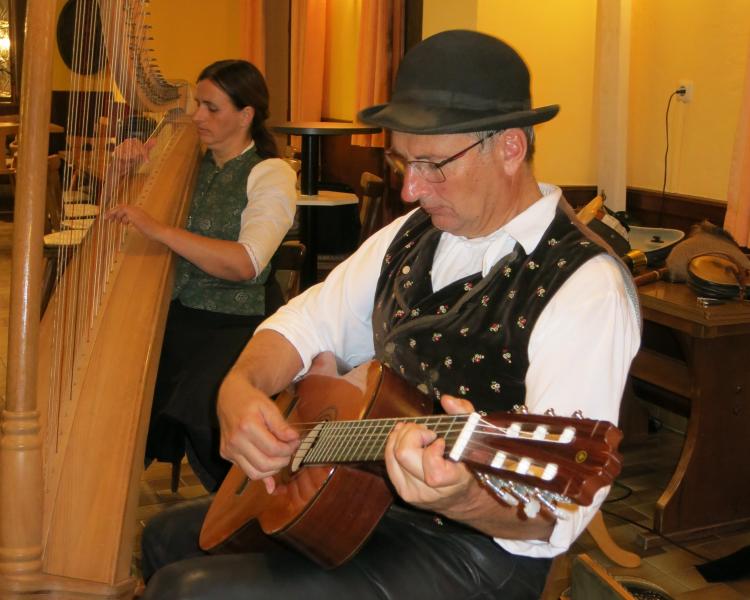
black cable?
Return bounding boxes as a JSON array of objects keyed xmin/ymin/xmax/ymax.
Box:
[
  {"xmin": 603, "ymin": 480, "xmax": 632, "ymax": 503},
  {"xmin": 601, "ymin": 480, "xmax": 710, "ymax": 562},
  {"xmin": 659, "ymin": 89, "xmax": 684, "ymax": 226}
]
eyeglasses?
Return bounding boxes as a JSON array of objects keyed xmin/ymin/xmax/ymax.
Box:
[{"xmin": 385, "ymin": 132, "xmax": 499, "ymax": 183}]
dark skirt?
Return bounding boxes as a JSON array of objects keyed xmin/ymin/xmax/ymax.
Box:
[{"xmin": 146, "ymin": 300, "xmax": 263, "ymax": 490}]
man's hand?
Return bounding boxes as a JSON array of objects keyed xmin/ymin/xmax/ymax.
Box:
[
  {"xmin": 384, "ymin": 394, "xmax": 476, "ymax": 514},
  {"xmin": 217, "ymin": 368, "xmax": 300, "ymax": 494}
]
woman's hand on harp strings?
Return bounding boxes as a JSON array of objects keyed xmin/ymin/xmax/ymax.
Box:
[
  {"xmin": 104, "ymin": 204, "xmax": 166, "ymax": 241},
  {"xmin": 109, "ymin": 137, "xmax": 157, "ymax": 177}
]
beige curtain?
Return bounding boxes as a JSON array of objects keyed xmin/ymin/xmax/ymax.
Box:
[
  {"xmin": 290, "ymin": 0, "xmax": 328, "ymax": 123},
  {"xmin": 240, "ymin": 0, "xmax": 266, "ymax": 74},
  {"xmin": 724, "ymin": 39, "xmax": 750, "ymax": 247},
  {"xmin": 351, "ymin": 0, "xmax": 393, "ymax": 148},
  {"xmin": 286, "ymin": 0, "xmax": 402, "ymax": 149}
]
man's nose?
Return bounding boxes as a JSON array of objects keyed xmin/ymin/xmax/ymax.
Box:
[{"xmin": 400, "ymin": 167, "xmax": 430, "ymax": 204}]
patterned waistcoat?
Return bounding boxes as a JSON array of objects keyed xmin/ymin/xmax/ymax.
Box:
[
  {"xmin": 372, "ymin": 201, "xmax": 608, "ymax": 413},
  {"xmin": 173, "ymin": 147, "xmax": 270, "ymax": 316}
]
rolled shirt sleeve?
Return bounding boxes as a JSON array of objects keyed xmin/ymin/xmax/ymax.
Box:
[{"xmin": 239, "ymin": 158, "xmax": 297, "ymax": 275}]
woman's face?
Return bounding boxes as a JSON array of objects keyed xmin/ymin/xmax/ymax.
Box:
[{"xmin": 192, "ymin": 78, "xmax": 254, "ymax": 158}]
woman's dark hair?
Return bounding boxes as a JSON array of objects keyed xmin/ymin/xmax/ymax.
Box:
[{"xmin": 198, "ymin": 59, "xmax": 279, "ymax": 159}]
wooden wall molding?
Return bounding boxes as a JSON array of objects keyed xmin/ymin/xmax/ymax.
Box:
[
  {"xmin": 625, "ymin": 187, "xmax": 726, "ymax": 232},
  {"xmin": 560, "ymin": 185, "xmax": 727, "ymax": 234}
]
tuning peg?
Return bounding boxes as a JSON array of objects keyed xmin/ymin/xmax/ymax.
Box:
[
  {"xmin": 523, "ymin": 498, "xmax": 541, "ymax": 518},
  {"xmin": 544, "ymin": 407, "xmax": 556, "ymax": 416},
  {"xmin": 531, "ymin": 490, "xmax": 567, "ymax": 520},
  {"xmin": 477, "ymin": 473, "xmax": 519, "ymax": 507},
  {"xmin": 506, "ymin": 481, "xmax": 532, "ymax": 506},
  {"xmin": 572, "ymin": 410, "xmax": 584, "ymax": 419}
]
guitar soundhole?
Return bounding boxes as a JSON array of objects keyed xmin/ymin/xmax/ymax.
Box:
[{"xmin": 235, "ymin": 476, "xmax": 251, "ymax": 496}]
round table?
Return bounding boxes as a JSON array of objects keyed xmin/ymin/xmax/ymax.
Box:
[
  {"xmin": 271, "ymin": 121, "xmax": 381, "ymax": 196},
  {"xmin": 272, "ymin": 121, "xmax": 382, "ymax": 287}
]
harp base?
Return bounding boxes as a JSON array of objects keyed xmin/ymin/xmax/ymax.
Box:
[{"xmin": 0, "ymin": 572, "xmax": 136, "ymax": 599}]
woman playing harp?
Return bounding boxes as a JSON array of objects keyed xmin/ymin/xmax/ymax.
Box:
[{"xmin": 106, "ymin": 60, "xmax": 296, "ymax": 492}]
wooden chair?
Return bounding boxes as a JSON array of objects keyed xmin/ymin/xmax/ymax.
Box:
[
  {"xmin": 272, "ymin": 240, "xmax": 306, "ymax": 304},
  {"xmin": 586, "ymin": 510, "xmax": 641, "ymax": 568},
  {"xmin": 41, "ymin": 155, "xmax": 90, "ymax": 315},
  {"xmin": 44, "ymin": 154, "xmax": 63, "ymax": 233},
  {"xmin": 568, "ymin": 553, "xmax": 635, "ymax": 599},
  {"xmin": 359, "ymin": 171, "xmax": 385, "ymax": 244},
  {"xmin": 567, "ymin": 553, "xmax": 674, "ymax": 600}
]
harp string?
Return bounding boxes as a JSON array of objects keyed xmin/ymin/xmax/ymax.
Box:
[{"xmin": 45, "ymin": 0, "xmax": 172, "ymax": 455}]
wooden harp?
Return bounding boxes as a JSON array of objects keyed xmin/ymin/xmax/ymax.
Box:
[{"xmin": 0, "ymin": 0, "xmax": 200, "ymax": 597}]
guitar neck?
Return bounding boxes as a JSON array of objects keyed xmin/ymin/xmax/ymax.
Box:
[
  {"xmin": 297, "ymin": 414, "xmax": 468, "ymax": 466},
  {"xmin": 292, "ymin": 409, "xmax": 621, "ymax": 508}
]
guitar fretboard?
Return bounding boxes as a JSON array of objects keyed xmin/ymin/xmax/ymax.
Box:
[{"xmin": 297, "ymin": 414, "xmax": 469, "ymax": 465}]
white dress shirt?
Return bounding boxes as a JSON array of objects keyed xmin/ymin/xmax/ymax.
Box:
[{"xmin": 258, "ymin": 183, "xmax": 641, "ymax": 558}]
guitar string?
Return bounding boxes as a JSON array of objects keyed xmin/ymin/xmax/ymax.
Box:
[
  {"xmin": 289, "ymin": 418, "xmax": 594, "ymax": 465},
  {"xmin": 292, "ymin": 417, "xmax": 595, "ymax": 462},
  {"xmin": 290, "ymin": 416, "xmax": 616, "ymax": 493},
  {"xmin": 288, "ymin": 417, "xmax": 587, "ymax": 444}
]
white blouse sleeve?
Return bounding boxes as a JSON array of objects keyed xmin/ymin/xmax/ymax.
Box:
[{"xmin": 239, "ymin": 158, "xmax": 297, "ymax": 275}]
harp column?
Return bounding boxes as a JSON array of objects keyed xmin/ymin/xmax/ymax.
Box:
[{"xmin": 0, "ymin": 0, "xmax": 57, "ymax": 580}]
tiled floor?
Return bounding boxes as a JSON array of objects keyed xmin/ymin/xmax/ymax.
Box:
[
  {"xmin": 541, "ymin": 428, "xmax": 750, "ymax": 599},
  {"xmin": 1, "ymin": 214, "xmax": 749, "ymax": 599}
]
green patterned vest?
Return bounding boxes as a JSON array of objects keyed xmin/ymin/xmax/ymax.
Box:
[{"xmin": 172, "ymin": 147, "xmax": 270, "ymax": 316}]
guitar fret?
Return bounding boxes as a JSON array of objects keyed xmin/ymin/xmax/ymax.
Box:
[
  {"xmin": 314, "ymin": 420, "xmax": 340, "ymax": 463},
  {"xmin": 366, "ymin": 418, "xmax": 394, "ymax": 461},
  {"xmin": 359, "ymin": 420, "xmax": 382, "ymax": 461},
  {"xmin": 442, "ymin": 415, "xmax": 461, "ymax": 455},
  {"xmin": 338, "ymin": 421, "xmax": 362, "ymax": 462},
  {"xmin": 351, "ymin": 421, "xmax": 374, "ymax": 461},
  {"xmin": 299, "ymin": 415, "xmax": 476, "ymax": 466}
]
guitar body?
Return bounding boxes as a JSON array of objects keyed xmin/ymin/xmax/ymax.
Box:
[{"xmin": 200, "ymin": 361, "xmax": 433, "ymax": 568}]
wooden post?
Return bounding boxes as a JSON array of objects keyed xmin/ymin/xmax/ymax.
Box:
[
  {"xmin": 595, "ymin": 0, "xmax": 631, "ymax": 212},
  {"xmin": 0, "ymin": 0, "xmax": 56, "ymax": 582}
]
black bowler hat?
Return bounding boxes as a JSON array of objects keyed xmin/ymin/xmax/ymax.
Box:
[{"xmin": 358, "ymin": 30, "xmax": 559, "ymax": 134}]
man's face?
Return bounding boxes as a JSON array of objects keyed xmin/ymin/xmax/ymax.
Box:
[{"xmin": 389, "ymin": 131, "xmax": 516, "ymax": 238}]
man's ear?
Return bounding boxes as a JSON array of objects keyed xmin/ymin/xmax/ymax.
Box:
[{"xmin": 500, "ymin": 128, "xmax": 527, "ymax": 175}]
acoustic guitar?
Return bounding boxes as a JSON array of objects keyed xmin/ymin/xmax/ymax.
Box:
[{"xmin": 199, "ymin": 361, "xmax": 622, "ymax": 568}]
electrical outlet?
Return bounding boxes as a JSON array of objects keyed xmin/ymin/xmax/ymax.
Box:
[{"xmin": 677, "ymin": 80, "xmax": 694, "ymax": 103}]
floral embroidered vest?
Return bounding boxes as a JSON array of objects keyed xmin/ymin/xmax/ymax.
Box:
[
  {"xmin": 372, "ymin": 201, "xmax": 608, "ymax": 413},
  {"xmin": 172, "ymin": 147, "xmax": 269, "ymax": 316}
]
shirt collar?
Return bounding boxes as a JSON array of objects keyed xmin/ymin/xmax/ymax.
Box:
[
  {"xmin": 501, "ymin": 183, "xmax": 562, "ymax": 255},
  {"xmin": 208, "ymin": 141, "xmax": 257, "ymax": 167}
]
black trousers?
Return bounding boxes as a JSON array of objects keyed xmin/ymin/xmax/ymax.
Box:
[
  {"xmin": 146, "ymin": 301, "xmax": 263, "ymax": 490},
  {"xmin": 141, "ymin": 497, "xmax": 552, "ymax": 600}
]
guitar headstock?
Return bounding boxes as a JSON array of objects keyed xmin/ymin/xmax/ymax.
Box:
[{"xmin": 448, "ymin": 411, "xmax": 622, "ymax": 510}]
